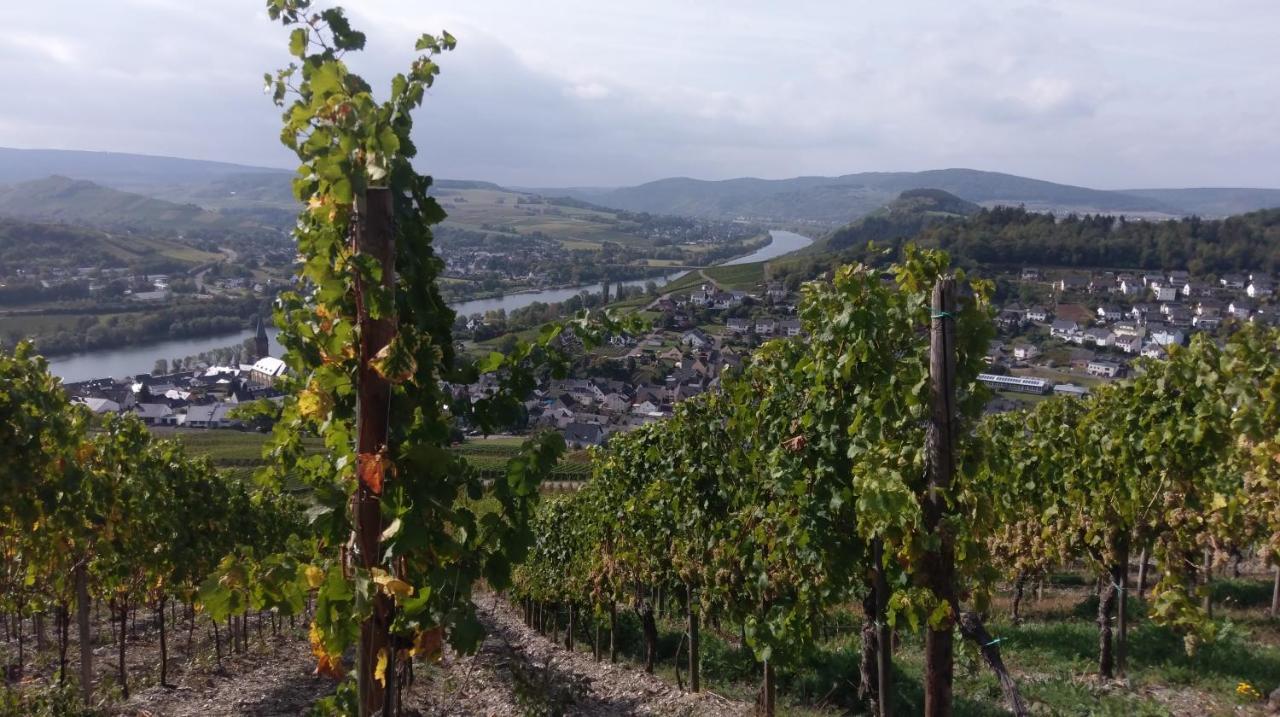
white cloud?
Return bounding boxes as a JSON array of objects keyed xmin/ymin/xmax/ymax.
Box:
[
  {"xmin": 2, "ymin": 0, "xmax": 1279, "ymax": 188},
  {"xmin": 1, "ymin": 32, "xmax": 80, "ymax": 66}
]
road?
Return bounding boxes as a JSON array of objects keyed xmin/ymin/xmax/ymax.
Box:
[{"xmin": 191, "ymin": 247, "xmax": 239, "ymax": 291}]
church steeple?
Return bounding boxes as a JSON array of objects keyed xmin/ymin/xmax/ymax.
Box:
[{"xmin": 254, "ymin": 315, "xmax": 269, "ymax": 359}]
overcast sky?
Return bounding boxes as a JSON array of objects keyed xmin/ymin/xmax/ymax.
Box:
[{"xmin": 4, "ymin": 0, "xmax": 1279, "ymax": 188}]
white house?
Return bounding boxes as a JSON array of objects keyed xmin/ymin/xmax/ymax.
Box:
[
  {"xmin": 1149, "ymin": 326, "xmax": 1185, "ymax": 347},
  {"xmin": 78, "ymin": 397, "xmax": 122, "ymax": 414},
  {"xmin": 1086, "ymin": 360, "xmax": 1123, "ymax": 378},
  {"xmin": 133, "ymin": 403, "xmax": 177, "ymax": 426},
  {"xmin": 1050, "ymin": 319, "xmax": 1079, "ymax": 339},
  {"xmin": 1012, "ymin": 344, "xmax": 1040, "ymax": 361},
  {"xmin": 680, "ymin": 329, "xmax": 712, "ymax": 349},
  {"xmin": 1228, "ymin": 299, "xmax": 1254, "ymax": 320},
  {"xmin": 1247, "ymin": 280, "xmax": 1274, "ymax": 299},
  {"xmin": 1084, "ymin": 328, "xmax": 1115, "ymax": 348},
  {"xmin": 1096, "ymin": 305, "xmax": 1124, "ymax": 323},
  {"xmin": 1114, "ymin": 335, "xmax": 1142, "ymax": 354},
  {"xmin": 250, "ymin": 356, "xmax": 288, "ymax": 386}
]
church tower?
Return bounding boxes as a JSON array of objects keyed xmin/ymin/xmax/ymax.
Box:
[{"xmin": 254, "ymin": 316, "xmax": 269, "ymax": 359}]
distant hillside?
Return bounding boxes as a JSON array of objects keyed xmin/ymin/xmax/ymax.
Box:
[
  {"xmin": 0, "ymin": 147, "xmax": 504, "ymax": 213},
  {"xmin": 1120, "ymin": 188, "xmax": 1280, "ymax": 218},
  {"xmin": 0, "ymin": 147, "xmax": 287, "ymax": 194},
  {"xmin": 0, "ymin": 216, "xmax": 220, "ymax": 274},
  {"xmin": 822, "ymin": 189, "xmax": 979, "ymax": 253},
  {"xmin": 10, "ymin": 148, "xmax": 1280, "ymax": 225},
  {"xmin": 0, "ymin": 176, "xmax": 243, "ymax": 231},
  {"xmin": 552, "ymin": 169, "xmax": 1190, "ymax": 224}
]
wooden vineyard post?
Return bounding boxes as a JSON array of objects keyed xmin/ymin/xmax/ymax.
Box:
[
  {"xmin": 609, "ymin": 602, "xmax": 618, "ymax": 662},
  {"xmin": 76, "ymin": 562, "xmax": 92, "ymax": 704},
  {"xmin": 1272, "ymin": 564, "xmax": 1279, "ymax": 618},
  {"xmin": 923, "ymin": 277, "xmax": 958, "ymax": 717},
  {"xmin": 874, "ymin": 538, "xmax": 893, "ymax": 717},
  {"xmin": 688, "ymin": 585, "xmax": 700, "ymax": 693},
  {"xmin": 1115, "ymin": 540, "xmax": 1130, "ymax": 677},
  {"xmin": 353, "ymin": 188, "xmax": 397, "ymax": 717}
]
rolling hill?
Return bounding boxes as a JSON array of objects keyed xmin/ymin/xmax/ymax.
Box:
[
  {"xmin": 6, "ymin": 147, "xmax": 1280, "ymax": 225},
  {"xmin": 0, "ymin": 216, "xmax": 221, "ymax": 273},
  {"xmin": 0, "ymin": 176, "xmax": 280, "ymax": 232},
  {"xmin": 1119, "ymin": 187, "xmax": 1280, "ymax": 218},
  {"xmin": 820, "ymin": 188, "xmax": 980, "ymax": 254},
  {"xmin": 542, "ymin": 169, "xmax": 1193, "ymax": 224}
]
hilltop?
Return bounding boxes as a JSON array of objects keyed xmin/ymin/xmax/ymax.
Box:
[
  {"xmin": 542, "ymin": 168, "xmax": 1280, "ymax": 224},
  {"xmin": 8, "ymin": 147, "xmax": 1280, "ymax": 227},
  {"xmin": 0, "ymin": 176, "xmax": 215, "ymax": 229},
  {"xmin": 820, "ymin": 188, "xmax": 979, "ymax": 253}
]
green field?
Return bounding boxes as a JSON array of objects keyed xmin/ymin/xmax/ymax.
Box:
[
  {"xmin": 0, "ymin": 312, "xmax": 112, "ymax": 335},
  {"xmin": 156, "ymin": 429, "xmax": 324, "ymax": 466},
  {"xmin": 456, "ymin": 435, "xmax": 593, "ymax": 481},
  {"xmin": 437, "ymin": 188, "xmax": 653, "ymax": 247},
  {"xmin": 663, "ymin": 261, "xmax": 767, "ymax": 294}
]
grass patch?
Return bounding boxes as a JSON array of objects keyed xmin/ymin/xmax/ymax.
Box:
[
  {"xmin": 705, "ymin": 262, "xmax": 766, "ymax": 290},
  {"xmin": 159, "ymin": 428, "xmax": 323, "ymax": 466}
]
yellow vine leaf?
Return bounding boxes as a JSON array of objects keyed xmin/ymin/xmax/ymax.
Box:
[
  {"xmin": 374, "ymin": 648, "xmax": 388, "ymax": 687},
  {"xmin": 309, "ymin": 621, "xmax": 345, "ymax": 679},
  {"xmin": 304, "ymin": 564, "xmax": 325, "ymax": 589},
  {"xmin": 371, "ymin": 567, "xmax": 414, "ymax": 599}
]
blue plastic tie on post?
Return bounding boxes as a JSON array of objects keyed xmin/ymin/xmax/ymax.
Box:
[
  {"xmin": 931, "ymin": 311, "xmax": 953, "ymax": 319},
  {"xmin": 985, "ymin": 637, "xmax": 1003, "ymax": 647}
]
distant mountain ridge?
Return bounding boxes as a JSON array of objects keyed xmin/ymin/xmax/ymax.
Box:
[
  {"xmin": 5, "ymin": 147, "xmax": 1279, "ymax": 224},
  {"xmin": 542, "ymin": 169, "xmax": 1280, "ymax": 224},
  {"xmin": 0, "ymin": 176, "xmax": 253, "ymax": 231}
]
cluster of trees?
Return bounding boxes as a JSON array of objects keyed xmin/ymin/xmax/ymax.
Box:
[
  {"xmin": 814, "ymin": 203, "xmax": 1280, "ymax": 280},
  {"xmin": 0, "ymin": 343, "xmax": 298, "ymax": 706},
  {"xmin": 5, "ymin": 298, "xmax": 267, "ymax": 356},
  {"xmin": 0, "ymin": 281, "xmax": 94, "ymax": 307},
  {"xmin": 513, "ymin": 248, "xmax": 1280, "ymax": 714},
  {"xmin": 155, "ymin": 337, "xmax": 262, "ymax": 375},
  {"xmin": 920, "ymin": 207, "xmax": 1280, "ymax": 274}
]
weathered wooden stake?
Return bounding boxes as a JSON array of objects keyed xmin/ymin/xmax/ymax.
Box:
[
  {"xmin": 874, "ymin": 538, "xmax": 893, "ymax": 717},
  {"xmin": 353, "ymin": 188, "xmax": 397, "ymax": 717},
  {"xmin": 76, "ymin": 563, "xmax": 92, "ymax": 703},
  {"xmin": 687, "ymin": 585, "xmax": 700, "ymax": 693},
  {"xmin": 923, "ymin": 277, "xmax": 958, "ymax": 717}
]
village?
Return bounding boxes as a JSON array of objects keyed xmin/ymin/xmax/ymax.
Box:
[
  {"xmin": 54, "ymin": 265, "xmax": 1279, "ymax": 449},
  {"xmin": 979, "ymin": 267, "xmax": 1277, "ymax": 405}
]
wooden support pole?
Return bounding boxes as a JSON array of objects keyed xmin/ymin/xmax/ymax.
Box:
[
  {"xmin": 688, "ymin": 585, "xmax": 700, "ymax": 693},
  {"xmin": 353, "ymin": 188, "xmax": 397, "ymax": 717},
  {"xmin": 76, "ymin": 563, "xmax": 92, "ymax": 704},
  {"xmin": 923, "ymin": 277, "xmax": 957, "ymax": 717}
]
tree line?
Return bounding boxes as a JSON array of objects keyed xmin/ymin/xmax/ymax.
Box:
[{"xmin": 805, "ymin": 203, "xmax": 1280, "ymax": 284}]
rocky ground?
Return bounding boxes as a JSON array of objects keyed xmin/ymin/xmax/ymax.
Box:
[
  {"xmin": 404, "ymin": 593, "xmax": 750, "ymax": 717},
  {"xmin": 107, "ymin": 594, "xmax": 750, "ymax": 716}
]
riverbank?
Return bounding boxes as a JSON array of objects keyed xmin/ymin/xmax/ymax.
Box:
[{"xmin": 42, "ymin": 230, "xmax": 812, "ymax": 382}]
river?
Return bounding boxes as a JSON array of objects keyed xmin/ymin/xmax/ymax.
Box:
[{"xmin": 47, "ymin": 230, "xmax": 812, "ymax": 382}]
